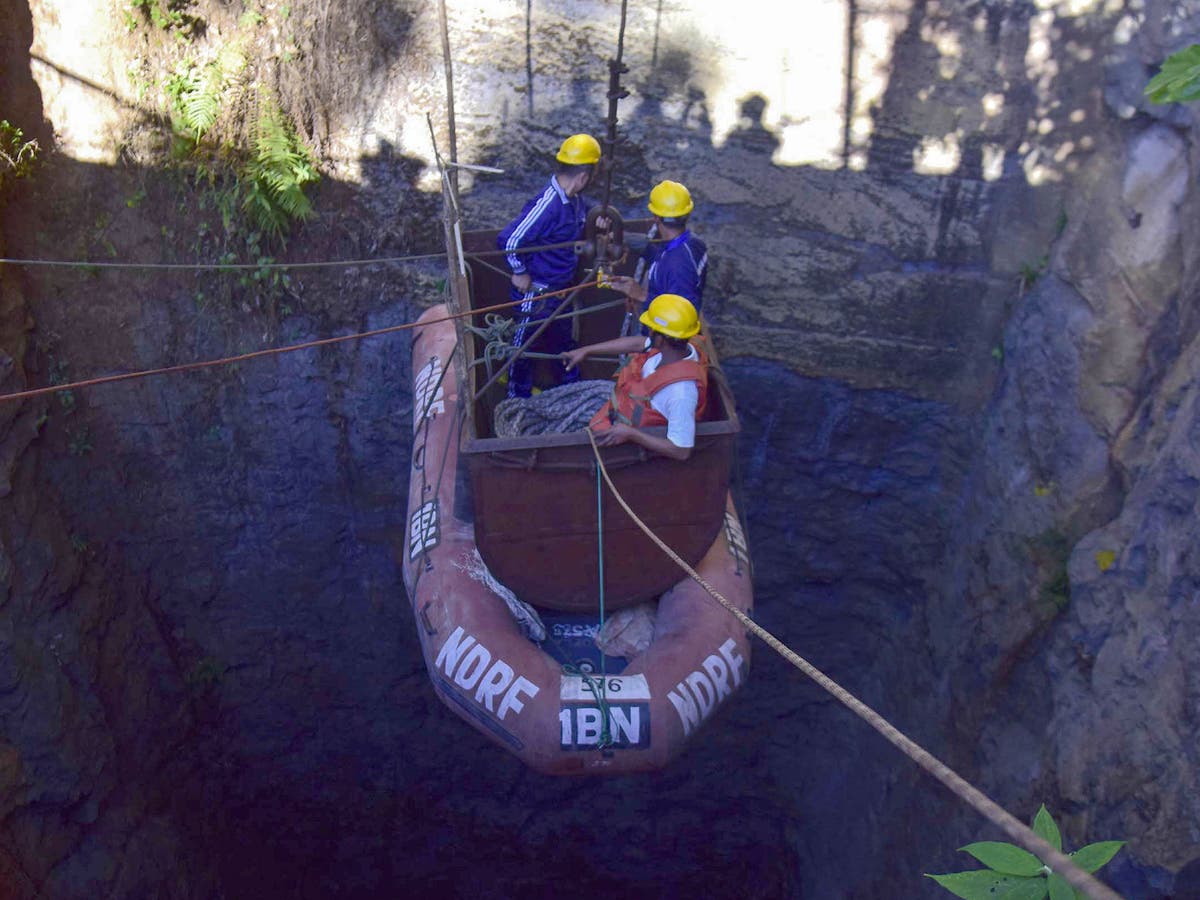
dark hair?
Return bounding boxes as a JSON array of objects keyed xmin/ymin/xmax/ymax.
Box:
[
  {"xmin": 555, "ymin": 162, "xmax": 595, "ymax": 178},
  {"xmin": 652, "ymin": 333, "xmax": 691, "ymax": 353}
]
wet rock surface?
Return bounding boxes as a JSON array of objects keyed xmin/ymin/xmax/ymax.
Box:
[{"xmin": 2, "ymin": 0, "xmax": 1200, "ymax": 897}]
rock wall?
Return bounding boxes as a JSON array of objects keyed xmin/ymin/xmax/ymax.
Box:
[
  {"xmin": 1, "ymin": 0, "xmax": 1199, "ymax": 897},
  {"xmin": 0, "ymin": 1, "xmax": 224, "ymax": 895},
  {"xmin": 930, "ymin": 111, "xmax": 1200, "ymax": 893}
]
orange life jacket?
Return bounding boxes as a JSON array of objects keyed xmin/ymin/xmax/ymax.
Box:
[{"xmin": 589, "ymin": 341, "xmax": 709, "ymax": 431}]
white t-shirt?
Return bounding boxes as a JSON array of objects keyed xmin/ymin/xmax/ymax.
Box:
[{"xmin": 641, "ymin": 342, "xmax": 700, "ymax": 448}]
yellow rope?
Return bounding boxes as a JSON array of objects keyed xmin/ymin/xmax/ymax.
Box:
[{"xmin": 585, "ymin": 429, "xmax": 1123, "ymax": 900}]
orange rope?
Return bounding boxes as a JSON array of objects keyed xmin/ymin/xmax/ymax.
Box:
[{"xmin": 0, "ymin": 279, "xmax": 598, "ymax": 405}]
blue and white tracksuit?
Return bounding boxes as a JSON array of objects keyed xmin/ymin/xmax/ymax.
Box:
[{"xmin": 497, "ymin": 176, "xmax": 590, "ymax": 398}]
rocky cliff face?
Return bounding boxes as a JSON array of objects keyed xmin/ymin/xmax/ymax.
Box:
[
  {"xmin": 941, "ymin": 113, "xmax": 1200, "ymax": 890},
  {"xmin": 2, "ymin": 0, "xmax": 1199, "ymax": 897}
]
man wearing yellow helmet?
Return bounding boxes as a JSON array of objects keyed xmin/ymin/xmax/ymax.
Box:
[
  {"xmin": 498, "ymin": 133, "xmax": 603, "ymax": 399},
  {"xmin": 561, "ymin": 294, "xmax": 708, "ymax": 461},
  {"xmin": 608, "ymin": 180, "xmax": 708, "ymax": 323}
]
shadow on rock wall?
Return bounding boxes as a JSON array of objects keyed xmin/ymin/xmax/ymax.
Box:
[{"xmin": 459, "ymin": 0, "xmax": 1108, "ymax": 415}]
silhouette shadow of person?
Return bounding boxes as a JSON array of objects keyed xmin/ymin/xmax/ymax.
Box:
[{"xmin": 725, "ymin": 94, "xmax": 780, "ymax": 159}]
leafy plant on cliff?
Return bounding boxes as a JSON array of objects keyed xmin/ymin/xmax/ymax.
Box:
[
  {"xmin": 0, "ymin": 120, "xmax": 39, "ymax": 190},
  {"xmin": 240, "ymin": 99, "xmax": 318, "ymax": 240},
  {"xmin": 157, "ymin": 9, "xmax": 321, "ymax": 247},
  {"xmin": 127, "ymin": 0, "xmax": 200, "ymax": 37},
  {"xmin": 927, "ymin": 805, "xmax": 1124, "ymax": 899},
  {"xmin": 1145, "ymin": 44, "xmax": 1200, "ymax": 104},
  {"xmin": 163, "ymin": 46, "xmax": 317, "ymax": 242},
  {"xmin": 165, "ymin": 61, "xmax": 226, "ymax": 140}
]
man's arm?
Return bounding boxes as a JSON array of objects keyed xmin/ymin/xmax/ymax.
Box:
[
  {"xmin": 593, "ymin": 422, "xmax": 691, "ymax": 460},
  {"xmin": 606, "ymin": 274, "xmax": 648, "ymax": 304},
  {"xmin": 561, "ymin": 336, "xmax": 647, "ymax": 371}
]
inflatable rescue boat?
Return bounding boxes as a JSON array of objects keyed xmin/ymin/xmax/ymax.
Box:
[{"xmin": 402, "ymin": 224, "xmax": 754, "ymax": 773}]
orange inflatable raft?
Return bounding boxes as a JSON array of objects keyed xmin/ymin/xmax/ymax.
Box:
[{"xmin": 403, "ymin": 306, "xmax": 753, "ymax": 775}]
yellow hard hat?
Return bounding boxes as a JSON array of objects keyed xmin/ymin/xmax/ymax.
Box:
[
  {"xmin": 556, "ymin": 134, "xmax": 602, "ymax": 165},
  {"xmin": 647, "ymin": 180, "xmax": 694, "ymax": 219},
  {"xmin": 640, "ymin": 293, "xmax": 700, "ymax": 339}
]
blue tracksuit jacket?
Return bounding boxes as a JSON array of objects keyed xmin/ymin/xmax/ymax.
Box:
[
  {"xmin": 640, "ymin": 227, "xmax": 708, "ymax": 312},
  {"xmin": 498, "ymin": 176, "xmax": 589, "ymax": 293}
]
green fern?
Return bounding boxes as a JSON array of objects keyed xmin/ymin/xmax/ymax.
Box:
[
  {"xmin": 166, "ymin": 62, "xmax": 224, "ymax": 139},
  {"xmin": 241, "ymin": 100, "xmax": 318, "ymax": 239}
]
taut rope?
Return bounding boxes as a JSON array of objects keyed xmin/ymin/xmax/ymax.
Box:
[{"xmin": 584, "ymin": 430, "xmax": 1123, "ymax": 900}]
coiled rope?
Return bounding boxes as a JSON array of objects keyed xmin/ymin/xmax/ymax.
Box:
[
  {"xmin": 463, "ymin": 297, "xmax": 626, "ymax": 382},
  {"xmin": 492, "ymin": 381, "xmax": 611, "ymax": 439},
  {"xmin": 584, "ymin": 429, "xmax": 1123, "ymax": 900}
]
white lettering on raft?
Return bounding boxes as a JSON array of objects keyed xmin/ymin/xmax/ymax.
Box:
[
  {"xmin": 557, "ymin": 675, "xmax": 653, "ymax": 750},
  {"xmin": 559, "ymin": 705, "xmax": 649, "ymax": 749},
  {"xmin": 408, "ymin": 500, "xmax": 439, "ymax": 560},
  {"xmin": 414, "ymin": 357, "xmax": 446, "ymax": 421},
  {"xmin": 667, "ymin": 638, "xmax": 747, "ymax": 737},
  {"xmin": 723, "ymin": 511, "xmax": 750, "ymax": 570},
  {"xmin": 434, "ymin": 626, "xmax": 540, "ymax": 720}
]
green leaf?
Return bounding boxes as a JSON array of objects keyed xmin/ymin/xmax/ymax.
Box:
[
  {"xmin": 926, "ymin": 870, "xmax": 1048, "ymax": 900},
  {"xmin": 1032, "ymin": 805, "xmax": 1062, "ymax": 853},
  {"xmin": 1070, "ymin": 841, "xmax": 1124, "ymax": 874},
  {"xmin": 1047, "ymin": 873, "xmax": 1074, "ymax": 900},
  {"xmin": 961, "ymin": 842, "xmax": 1046, "ymax": 876},
  {"xmin": 1145, "ymin": 44, "xmax": 1200, "ymax": 104}
]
